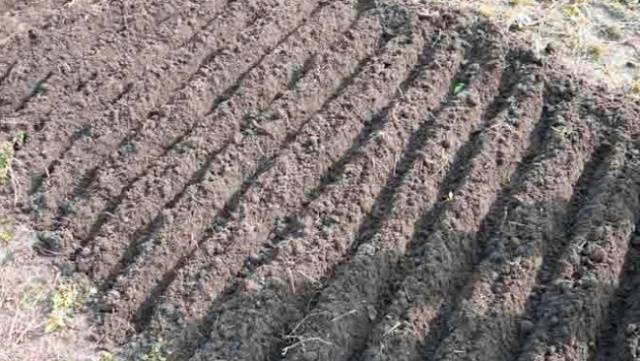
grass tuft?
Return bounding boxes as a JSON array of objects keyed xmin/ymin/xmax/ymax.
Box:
[
  {"xmin": 0, "ymin": 141, "xmax": 14, "ymax": 186},
  {"xmin": 586, "ymin": 42, "xmax": 606, "ymax": 61},
  {"xmin": 630, "ymin": 78, "xmax": 640, "ymax": 96},
  {"xmin": 0, "ymin": 219, "xmax": 12, "ymax": 245},
  {"xmin": 138, "ymin": 339, "xmax": 168, "ymax": 361},
  {"xmin": 44, "ymin": 283, "xmax": 82, "ymax": 333},
  {"xmin": 96, "ymin": 352, "xmax": 114, "ymax": 361}
]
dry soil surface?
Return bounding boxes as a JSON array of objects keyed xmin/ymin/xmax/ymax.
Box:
[{"xmin": 1, "ymin": 1, "xmax": 640, "ymax": 361}]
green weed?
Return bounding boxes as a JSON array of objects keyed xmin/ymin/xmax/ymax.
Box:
[
  {"xmin": 44, "ymin": 283, "xmax": 82, "ymax": 333},
  {"xmin": 453, "ymin": 81, "xmax": 466, "ymax": 95},
  {"xmin": 13, "ymin": 131, "xmax": 28, "ymax": 147}
]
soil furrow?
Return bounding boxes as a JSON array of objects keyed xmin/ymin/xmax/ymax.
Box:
[
  {"xmin": 0, "ymin": 0, "xmax": 66, "ymax": 17},
  {"xmin": 13, "ymin": 70, "xmax": 53, "ymax": 111},
  {"xmin": 0, "ymin": 60, "xmax": 16, "ymax": 89},
  {"xmin": 7, "ymin": 0, "xmax": 234, "ymax": 207},
  {"xmin": 117, "ymin": 44, "xmax": 381, "ymax": 359},
  {"xmin": 516, "ymin": 139, "xmax": 640, "ymax": 361},
  {"xmin": 186, "ymin": 25, "xmax": 448, "ymax": 361},
  {"xmin": 593, "ymin": 222, "xmax": 640, "ymax": 361},
  {"xmin": 97, "ymin": 7, "xmax": 423, "ymax": 346},
  {"xmin": 6, "ymin": 1, "xmax": 242, "ymax": 178},
  {"xmin": 0, "ymin": 0, "xmax": 134, "ymax": 126},
  {"xmin": 115, "ymin": 11, "xmax": 443, "ymax": 361},
  {"xmin": 274, "ymin": 22, "xmax": 506, "ymax": 361},
  {"xmin": 184, "ymin": 22, "xmax": 510, "ymax": 361},
  {"xmin": 20, "ymin": 0, "xmax": 285, "ymax": 203},
  {"xmin": 426, "ymin": 80, "xmax": 601, "ymax": 361},
  {"xmin": 350, "ymin": 48, "xmax": 544, "ymax": 361},
  {"xmin": 0, "ymin": 0, "xmax": 159, "ymax": 113},
  {"xmin": 82, "ymin": 1, "xmax": 371, "ymax": 339},
  {"xmin": 1, "ymin": 0, "xmax": 230, "ymax": 110},
  {"xmin": 72, "ymin": 3, "xmax": 360, "ymax": 256},
  {"xmin": 79, "ymin": 2, "xmax": 367, "ymax": 291},
  {"xmin": 0, "ymin": 0, "xmax": 81, "ymax": 48},
  {"xmin": 34, "ymin": 0, "xmax": 324, "ymax": 242}
]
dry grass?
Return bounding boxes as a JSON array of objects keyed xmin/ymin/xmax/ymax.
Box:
[
  {"xmin": 418, "ymin": 0, "xmax": 640, "ymax": 96},
  {"xmin": 0, "ymin": 142, "xmax": 13, "ymax": 186},
  {"xmin": 0, "ymin": 225, "xmax": 103, "ymax": 361}
]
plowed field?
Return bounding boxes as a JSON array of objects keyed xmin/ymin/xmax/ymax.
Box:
[{"xmin": 1, "ymin": 1, "xmax": 639, "ymax": 360}]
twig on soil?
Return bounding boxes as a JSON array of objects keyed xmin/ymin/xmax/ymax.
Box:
[
  {"xmin": 9, "ymin": 159, "xmax": 20, "ymax": 206},
  {"xmin": 331, "ymin": 308, "xmax": 358, "ymax": 322},
  {"xmin": 287, "ymin": 311, "xmax": 330, "ymax": 336},
  {"xmin": 486, "ymin": 120, "xmax": 516, "ymax": 134},
  {"xmin": 296, "ymin": 269, "xmax": 317, "ymax": 285},
  {"xmin": 382, "ymin": 321, "xmax": 405, "ymax": 337},
  {"xmin": 14, "ymin": 320, "xmax": 46, "ymax": 347},
  {"xmin": 287, "ymin": 268, "xmax": 296, "ymax": 293},
  {"xmin": 281, "ymin": 336, "xmax": 333, "ymax": 356},
  {"xmin": 508, "ymin": 220, "xmax": 540, "ymax": 231},
  {"xmin": 500, "ymin": 206, "xmax": 508, "ymax": 228},
  {"xmin": 7, "ymin": 302, "xmax": 19, "ymax": 344}
]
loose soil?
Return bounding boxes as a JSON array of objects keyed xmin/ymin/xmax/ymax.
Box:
[{"xmin": 1, "ymin": 1, "xmax": 639, "ymax": 361}]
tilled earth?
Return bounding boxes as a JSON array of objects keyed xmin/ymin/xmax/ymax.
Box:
[{"xmin": 1, "ymin": 1, "xmax": 640, "ymax": 360}]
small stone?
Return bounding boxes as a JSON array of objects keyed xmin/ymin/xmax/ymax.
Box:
[
  {"xmin": 367, "ymin": 305, "xmax": 377, "ymax": 321},
  {"xmin": 520, "ymin": 320, "xmax": 534, "ymax": 334},
  {"xmin": 509, "ymin": 23, "xmax": 522, "ymax": 32},
  {"xmin": 210, "ymin": 257, "xmax": 224, "ymax": 270},
  {"xmin": 554, "ymin": 279, "xmax": 573, "ymax": 292},
  {"xmin": 248, "ymin": 253, "xmax": 262, "ymax": 264},
  {"xmin": 75, "ymin": 260, "xmax": 91, "ymax": 273},
  {"xmin": 107, "ymin": 289, "xmax": 121, "ymax": 300},
  {"xmin": 243, "ymin": 278, "xmax": 261, "ymax": 292},
  {"xmin": 590, "ymin": 246, "xmax": 606, "ymax": 263},
  {"xmin": 358, "ymin": 243, "xmax": 376, "ymax": 257},
  {"xmin": 466, "ymin": 93, "xmax": 478, "ymax": 107},
  {"xmin": 267, "ymin": 276, "xmax": 287, "ymax": 290},
  {"xmin": 545, "ymin": 42, "xmax": 557, "ymax": 54},
  {"xmin": 417, "ymin": 10, "xmax": 432, "ymax": 20},
  {"xmin": 580, "ymin": 274, "xmax": 598, "ymax": 289}
]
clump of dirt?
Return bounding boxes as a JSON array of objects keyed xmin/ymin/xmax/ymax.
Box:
[{"xmin": 0, "ymin": 1, "xmax": 639, "ymax": 361}]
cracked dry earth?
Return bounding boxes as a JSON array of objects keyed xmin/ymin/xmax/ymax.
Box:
[{"xmin": 1, "ymin": 1, "xmax": 640, "ymax": 360}]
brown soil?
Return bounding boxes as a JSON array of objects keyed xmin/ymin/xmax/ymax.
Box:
[{"xmin": 1, "ymin": 1, "xmax": 639, "ymax": 360}]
